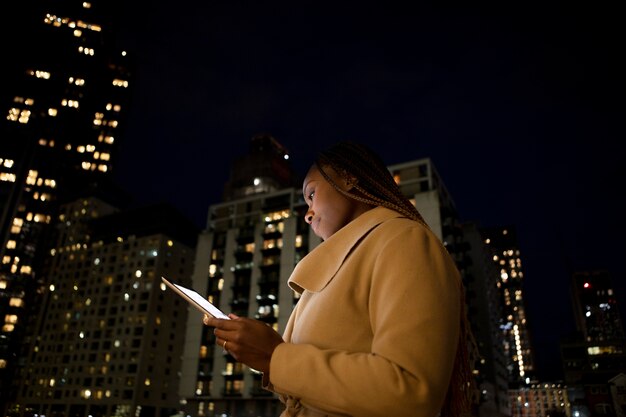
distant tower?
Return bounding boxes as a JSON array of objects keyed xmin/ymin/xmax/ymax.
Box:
[
  {"xmin": 561, "ymin": 270, "xmax": 626, "ymax": 416},
  {"xmin": 571, "ymin": 270, "xmax": 625, "ymax": 342},
  {"xmin": 222, "ymin": 134, "xmax": 299, "ymax": 201},
  {"xmin": 463, "ymin": 222, "xmax": 511, "ymax": 416},
  {"xmin": 482, "ymin": 226, "xmax": 536, "ymax": 387},
  {"xmin": 0, "ymin": 0, "xmax": 133, "ymax": 410}
]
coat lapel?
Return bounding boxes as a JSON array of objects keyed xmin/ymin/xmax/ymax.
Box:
[{"xmin": 288, "ymin": 207, "xmax": 402, "ymax": 294}]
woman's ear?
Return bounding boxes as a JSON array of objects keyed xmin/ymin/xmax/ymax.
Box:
[{"xmin": 341, "ymin": 170, "xmax": 358, "ymax": 190}]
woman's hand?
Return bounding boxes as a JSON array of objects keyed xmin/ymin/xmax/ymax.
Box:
[{"xmin": 204, "ymin": 314, "xmax": 284, "ymax": 375}]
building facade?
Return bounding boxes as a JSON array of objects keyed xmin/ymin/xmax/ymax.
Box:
[
  {"xmin": 9, "ymin": 198, "xmax": 198, "ymax": 417},
  {"xmin": 463, "ymin": 222, "xmax": 512, "ymax": 417},
  {"xmin": 0, "ymin": 0, "xmax": 133, "ymax": 409},
  {"xmin": 509, "ymin": 383, "xmax": 570, "ymax": 417},
  {"xmin": 482, "ymin": 226, "xmax": 536, "ymax": 387},
  {"xmin": 561, "ymin": 270, "xmax": 626, "ymax": 416}
]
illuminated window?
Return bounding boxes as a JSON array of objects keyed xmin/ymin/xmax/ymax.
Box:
[
  {"xmin": 112, "ymin": 79, "xmax": 129, "ymax": 88},
  {"xmin": 195, "ymin": 381, "xmax": 206, "ymax": 396},
  {"xmin": 224, "ymin": 363, "xmax": 233, "ymax": 375},
  {"xmin": 18, "ymin": 109, "xmax": 32, "ymax": 123},
  {"xmin": 0, "ymin": 173, "xmax": 17, "ymax": 182},
  {"xmin": 233, "ymin": 380, "xmax": 244, "ymax": 393},
  {"xmin": 78, "ymin": 46, "xmax": 95, "ymax": 56},
  {"xmin": 5, "ymin": 314, "xmax": 18, "ymax": 324},
  {"xmin": 61, "ymin": 98, "xmax": 80, "ymax": 108}
]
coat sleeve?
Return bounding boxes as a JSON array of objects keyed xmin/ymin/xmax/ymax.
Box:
[{"xmin": 267, "ymin": 224, "xmax": 462, "ymax": 417}]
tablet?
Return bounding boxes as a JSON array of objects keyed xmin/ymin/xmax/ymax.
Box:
[{"xmin": 161, "ymin": 276, "xmax": 230, "ymax": 320}]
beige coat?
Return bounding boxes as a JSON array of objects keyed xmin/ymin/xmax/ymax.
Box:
[{"xmin": 267, "ymin": 206, "xmax": 461, "ymax": 417}]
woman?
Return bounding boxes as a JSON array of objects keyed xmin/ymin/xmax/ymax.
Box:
[{"xmin": 204, "ymin": 141, "xmax": 476, "ymax": 417}]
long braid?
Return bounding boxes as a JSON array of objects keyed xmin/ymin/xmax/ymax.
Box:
[{"xmin": 315, "ymin": 141, "xmax": 479, "ymax": 416}]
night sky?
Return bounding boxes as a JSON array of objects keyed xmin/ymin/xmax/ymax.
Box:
[{"xmin": 107, "ymin": 3, "xmax": 626, "ymax": 381}]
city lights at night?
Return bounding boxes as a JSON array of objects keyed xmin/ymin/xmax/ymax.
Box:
[{"xmin": 1, "ymin": 1, "xmax": 624, "ymax": 416}]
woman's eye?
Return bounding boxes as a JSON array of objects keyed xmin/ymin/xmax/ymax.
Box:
[{"xmin": 308, "ymin": 191, "xmax": 315, "ymax": 201}]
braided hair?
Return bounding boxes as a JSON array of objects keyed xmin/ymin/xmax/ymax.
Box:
[
  {"xmin": 315, "ymin": 141, "xmax": 427, "ymax": 225},
  {"xmin": 315, "ymin": 140, "xmax": 478, "ymax": 417}
]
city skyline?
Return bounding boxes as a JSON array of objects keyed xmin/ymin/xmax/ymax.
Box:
[{"xmin": 3, "ymin": 0, "xmax": 624, "ymax": 385}]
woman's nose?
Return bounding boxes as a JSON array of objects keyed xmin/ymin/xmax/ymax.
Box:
[{"xmin": 305, "ymin": 212, "xmax": 313, "ymax": 224}]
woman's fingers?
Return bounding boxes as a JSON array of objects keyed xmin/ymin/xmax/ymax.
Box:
[{"xmin": 204, "ymin": 314, "xmax": 235, "ymax": 329}]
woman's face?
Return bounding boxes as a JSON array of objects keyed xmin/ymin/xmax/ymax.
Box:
[{"xmin": 302, "ymin": 164, "xmax": 369, "ymax": 240}]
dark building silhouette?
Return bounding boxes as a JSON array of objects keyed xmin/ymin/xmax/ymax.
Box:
[
  {"xmin": 463, "ymin": 222, "xmax": 511, "ymax": 416},
  {"xmin": 561, "ymin": 270, "xmax": 626, "ymax": 416},
  {"xmin": 222, "ymin": 134, "xmax": 300, "ymax": 201}
]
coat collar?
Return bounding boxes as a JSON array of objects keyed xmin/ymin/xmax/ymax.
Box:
[{"xmin": 288, "ymin": 206, "xmax": 405, "ymax": 294}]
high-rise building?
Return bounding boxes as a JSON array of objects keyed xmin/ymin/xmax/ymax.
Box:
[
  {"xmin": 561, "ymin": 270, "xmax": 626, "ymax": 416},
  {"xmin": 571, "ymin": 270, "xmax": 624, "ymax": 343},
  {"xmin": 9, "ymin": 197, "xmax": 198, "ymax": 417},
  {"xmin": 482, "ymin": 226, "xmax": 536, "ymax": 387},
  {"xmin": 0, "ymin": 0, "xmax": 132, "ymax": 409},
  {"xmin": 463, "ymin": 222, "xmax": 511, "ymax": 417},
  {"xmin": 222, "ymin": 134, "xmax": 300, "ymax": 201}
]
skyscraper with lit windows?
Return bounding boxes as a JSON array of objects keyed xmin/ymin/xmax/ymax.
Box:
[
  {"xmin": 570, "ymin": 270, "xmax": 624, "ymax": 344},
  {"xmin": 9, "ymin": 198, "xmax": 197, "ymax": 417},
  {"xmin": 0, "ymin": 0, "xmax": 132, "ymax": 410},
  {"xmin": 482, "ymin": 226, "xmax": 536, "ymax": 387},
  {"xmin": 561, "ymin": 270, "xmax": 626, "ymax": 415},
  {"xmin": 463, "ymin": 222, "xmax": 511, "ymax": 416}
]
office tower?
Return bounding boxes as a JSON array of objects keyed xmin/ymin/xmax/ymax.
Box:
[
  {"xmin": 462, "ymin": 222, "xmax": 511, "ymax": 417},
  {"xmin": 9, "ymin": 197, "xmax": 198, "ymax": 417},
  {"xmin": 564, "ymin": 269, "xmax": 626, "ymax": 381},
  {"xmin": 561, "ymin": 270, "xmax": 626, "ymax": 415},
  {"xmin": 0, "ymin": 0, "xmax": 132, "ymax": 409},
  {"xmin": 482, "ymin": 226, "xmax": 536, "ymax": 387},
  {"xmin": 222, "ymin": 134, "xmax": 300, "ymax": 201},
  {"xmin": 387, "ymin": 158, "xmax": 457, "ymax": 243},
  {"xmin": 571, "ymin": 270, "xmax": 624, "ymax": 343}
]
